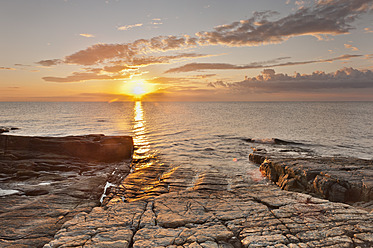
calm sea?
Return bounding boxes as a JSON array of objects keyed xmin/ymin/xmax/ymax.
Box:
[{"xmin": 1, "ymin": 102, "xmax": 372, "ymax": 169}]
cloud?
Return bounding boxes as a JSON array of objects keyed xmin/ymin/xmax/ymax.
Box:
[
  {"xmin": 38, "ymin": 0, "xmax": 372, "ymax": 85},
  {"xmin": 141, "ymin": 85, "xmax": 217, "ymax": 102},
  {"xmin": 79, "ymin": 33, "xmax": 95, "ymax": 38},
  {"xmin": 62, "ymin": 36, "xmax": 198, "ymax": 66},
  {"xmin": 166, "ymin": 56, "xmax": 290, "ymax": 73},
  {"xmin": 209, "ymin": 67, "xmax": 373, "ymax": 93},
  {"xmin": 364, "ymin": 27, "xmax": 373, "ymax": 33},
  {"xmin": 147, "ymin": 77, "xmax": 191, "ymax": 85},
  {"xmin": 195, "ymin": 74, "xmax": 216, "ymax": 79},
  {"xmin": 166, "ymin": 54, "xmax": 362, "ymax": 73},
  {"xmin": 197, "ymin": 0, "xmax": 373, "ymax": 46},
  {"xmin": 151, "ymin": 21, "xmax": 163, "ymax": 25},
  {"xmin": 131, "ymin": 53, "xmax": 214, "ymax": 66},
  {"xmin": 117, "ymin": 23, "xmax": 143, "ymax": 31},
  {"xmin": 42, "ymin": 53, "xmax": 211, "ymax": 83},
  {"xmin": 0, "ymin": 66, "xmax": 16, "ymax": 70},
  {"xmin": 14, "ymin": 64, "xmax": 30, "ymax": 67},
  {"xmin": 102, "ymin": 65, "xmax": 133, "ymax": 73},
  {"xmin": 42, "ymin": 71, "xmax": 132, "ymax": 83},
  {"xmin": 344, "ymin": 44, "xmax": 359, "ymax": 51},
  {"xmin": 42, "ymin": 0, "xmax": 371, "ymax": 68},
  {"xmin": 36, "ymin": 59, "xmax": 63, "ymax": 66},
  {"xmin": 207, "ymin": 80, "xmax": 228, "ymax": 88}
]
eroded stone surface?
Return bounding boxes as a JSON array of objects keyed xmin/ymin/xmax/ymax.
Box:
[
  {"xmin": 0, "ymin": 134, "xmax": 133, "ymax": 247},
  {"xmin": 45, "ymin": 173, "xmax": 373, "ymax": 248},
  {"xmin": 249, "ymin": 152, "xmax": 373, "ymax": 205}
]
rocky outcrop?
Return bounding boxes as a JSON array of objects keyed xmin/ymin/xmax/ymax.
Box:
[
  {"xmin": 44, "ymin": 179, "xmax": 373, "ymax": 247},
  {"xmin": 0, "ymin": 134, "xmax": 133, "ymax": 162},
  {"xmin": 249, "ymin": 152, "xmax": 373, "ymax": 204},
  {"xmin": 45, "ymin": 154, "xmax": 373, "ymax": 248},
  {"xmin": 0, "ymin": 127, "xmax": 19, "ymax": 134},
  {"xmin": 3, "ymin": 133, "xmax": 373, "ymax": 247},
  {"xmin": 0, "ymin": 134, "xmax": 133, "ymax": 247}
]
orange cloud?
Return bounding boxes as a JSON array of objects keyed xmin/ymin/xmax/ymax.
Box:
[
  {"xmin": 36, "ymin": 59, "xmax": 62, "ymax": 66},
  {"xmin": 42, "ymin": 71, "xmax": 132, "ymax": 83},
  {"xmin": 0, "ymin": 66, "xmax": 16, "ymax": 70},
  {"xmin": 37, "ymin": 0, "xmax": 372, "ymax": 86},
  {"xmin": 344, "ymin": 44, "xmax": 359, "ymax": 51},
  {"xmin": 79, "ymin": 33, "xmax": 95, "ymax": 38}
]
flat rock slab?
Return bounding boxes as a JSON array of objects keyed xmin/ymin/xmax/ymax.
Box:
[
  {"xmin": 0, "ymin": 134, "xmax": 133, "ymax": 162},
  {"xmin": 44, "ymin": 158, "xmax": 373, "ymax": 248},
  {"xmin": 0, "ymin": 134, "xmax": 133, "ymax": 247},
  {"xmin": 249, "ymin": 152, "xmax": 373, "ymax": 204},
  {"xmin": 44, "ymin": 184, "xmax": 373, "ymax": 248}
]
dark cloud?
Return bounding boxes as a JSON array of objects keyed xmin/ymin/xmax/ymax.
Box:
[
  {"xmin": 166, "ymin": 54, "xmax": 362, "ymax": 73},
  {"xmin": 197, "ymin": 0, "xmax": 373, "ymax": 46},
  {"xmin": 209, "ymin": 67, "xmax": 373, "ymax": 93},
  {"xmin": 36, "ymin": 59, "xmax": 62, "ymax": 66}
]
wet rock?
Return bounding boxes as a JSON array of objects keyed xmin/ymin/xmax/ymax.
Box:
[
  {"xmin": 44, "ymin": 185, "xmax": 373, "ymax": 248},
  {"xmin": 0, "ymin": 134, "xmax": 133, "ymax": 248},
  {"xmin": 24, "ymin": 189, "xmax": 49, "ymax": 196},
  {"xmin": 0, "ymin": 134, "xmax": 133, "ymax": 162},
  {"xmin": 250, "ymin": 152, "xmax": 373, "ymax": 204}
]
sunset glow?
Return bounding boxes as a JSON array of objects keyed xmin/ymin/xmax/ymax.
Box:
[
  {"xmin": 121, "ymin": 80, "xmax": 156, "ymax": 99},
  {"xmin": 0, "ymin": 0, "xmax": 372, "ymax": 101}
]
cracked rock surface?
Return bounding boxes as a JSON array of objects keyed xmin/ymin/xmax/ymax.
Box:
[
  {"xmin": 249, "ymin": 152, "xmax": 373, "ymax": 208},
  {"xmin": 0, "ymin": 135, "xmax": 133, "ymax": 247},
  {"xmin": 45, "ymin": 162, "xmax": 373, "ymax": 248}
]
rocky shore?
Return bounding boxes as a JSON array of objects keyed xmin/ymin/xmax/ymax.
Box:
[
  {"xmin": 45, "ymin": 149, "xmax": 372, "ymax": 247},
  {"xmin": 1, "ymin": 133, "xmax": 373, "ymax": 247},
  {"xmin": 249, "ymin": 151, "xmax": 373, "ymax": 209},
  {"xmin": 0, "ymin": 134, "xmax": 133, "ymax": 247},
  {"xmin": 44, "ymin": 166, "xmax": 373, "ymax": 248}
]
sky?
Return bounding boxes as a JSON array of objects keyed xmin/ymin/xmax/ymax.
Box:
[{"xmin": 1, "ymin": 0, "xmax": 373, "ymax": 101}]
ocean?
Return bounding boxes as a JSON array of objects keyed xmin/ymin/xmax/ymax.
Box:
[{"xmin": 1, "ymin": 101, "xmax": 372, "ymax": 171}]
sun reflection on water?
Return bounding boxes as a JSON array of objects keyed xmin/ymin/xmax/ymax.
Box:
[
  {"xmin": 105, "ymin": 101, "xmax": 172, "ymax": 204},
  {"xmin": 132, "ymin": 101, "xmax": 150, "ymax": 158}
]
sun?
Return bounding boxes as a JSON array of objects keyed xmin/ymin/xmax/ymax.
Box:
[{"xmin": 121, "ymin": 80, "xmax": 155, "ymax": 99}]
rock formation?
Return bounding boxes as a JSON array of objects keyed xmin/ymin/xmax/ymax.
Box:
[
  {"xmin": 0, "ymin": 134, "xmax": 133, "ymax": 247},
  {"xmin": 249, "ymin": 152, "xmax": 373, "ymax": 205}
]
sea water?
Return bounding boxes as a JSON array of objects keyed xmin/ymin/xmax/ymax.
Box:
[{"xmin": 0, "ymin": 102, "xmax": 372, "ymax": 169}]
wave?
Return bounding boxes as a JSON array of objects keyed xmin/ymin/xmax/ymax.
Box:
[{"xmin": 242, "ymin": 137, "xmax": 305, "ymax": 145}]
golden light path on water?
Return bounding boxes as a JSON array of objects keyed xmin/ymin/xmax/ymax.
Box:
[
  {"xmin": 107, "ymin": 101, "xmax": 265, "ymax": 203},
  {"xmin": 132, "ymin": 101, "xmax": 150, "ymax": 157}
]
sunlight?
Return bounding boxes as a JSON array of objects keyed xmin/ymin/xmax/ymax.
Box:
[
  {"xmin": 132, "ymin": 101, "xmax": 151, "ymax": 157},
  {"xmin": 121, "ymin": 80, "xmax": 155, "ymax": 100}
]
